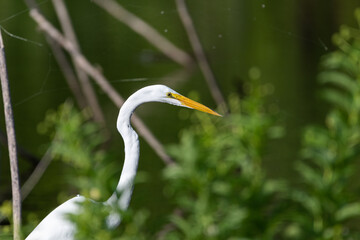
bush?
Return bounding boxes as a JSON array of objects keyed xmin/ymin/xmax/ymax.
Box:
[{"xmin": 4, "ymin": 8, "xmax": 360, "ymax": 240}]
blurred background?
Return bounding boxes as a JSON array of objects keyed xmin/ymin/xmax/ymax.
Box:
[{"xmin": 1, "ymin": 0, "xmax": 360, "ymax": 239}]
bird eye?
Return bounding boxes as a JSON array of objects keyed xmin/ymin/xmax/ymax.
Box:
[{"xmin": 167, "ymin": 92, "xmax": 172, "ymax": 98}]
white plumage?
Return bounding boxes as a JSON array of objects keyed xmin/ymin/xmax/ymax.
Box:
[{"xmin": 26, "ymin": 85, "xmax": 220, "ymax": 239}]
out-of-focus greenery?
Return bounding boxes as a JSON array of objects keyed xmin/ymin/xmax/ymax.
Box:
[
  {"xmin": 37, "ymin": 103, "xmax": 112, "ymax": 201},
  {"xmin": 2, "ymin": 7, "xmax": 360, "ymax": 240},
  {"xmin": 162, "ymin": 73, "xmax": 287, "ymax": 239},
  {"xmin": 36, "ymin": 103, "xmax": 150, "ymax": 240},
  {"xmin": 289, "ymin": 9, "xmax": 360, "ymax": 240},
  {"xmin": 0, "ymin": 200, "xmax": 13, "ymax": 240}
]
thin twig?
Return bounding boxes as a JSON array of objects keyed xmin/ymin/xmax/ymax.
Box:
[
  {"xmin": 0, "ymin": 29, "xmax": 21, "ymax": 240},
  {"xmin": 175, "ymin": 0, "xmax": 227, "ymax": 112},
  {"xmin": 0, "ymin": 128, "xmax": 39, "ymax": 167},
  {"xmin": 92, "ymin": 0, "xmax": 194, "ymax": 68},
  {"xmin": 0, "ymin": 127, "xmax": 53, "ymax": 201},
  {"xmin": 161, "ymin": 68, "xmax": 192, "ymax": 87},
  {"xmin": 21, "ymin": 149, "xmax": 53, "ymax": 201},
  {"xmin": 157, "ymin": 222, "xmax": 176, "ymax": 240},
  {"xmin": 52, "ymin": 0, "xmax": 106, "ymax": 125},
  {"xmin": 46, "ymin": 36, "xmax": 87, "ymax": 108},
  {"xmin": 27, "ymin": 8, "xmax": 174, "ymax": 165},
  {"xmin": 156, "ymin": 208, "xmax": 183, "ymax": 239}
]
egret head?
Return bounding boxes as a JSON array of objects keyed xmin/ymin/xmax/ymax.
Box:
[{"xmin": 131, "ymin": 85, "xmax": 221, "ymax": 116}]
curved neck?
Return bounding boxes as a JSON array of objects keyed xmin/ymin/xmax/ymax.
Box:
[{"xmin": 106, "ymin": 98, "xmax": 140, "ymax": 211}]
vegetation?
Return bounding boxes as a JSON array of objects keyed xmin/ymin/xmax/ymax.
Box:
[
  {"xmin": 289, "ymin": 10, "xmax": 360, "ymax": 239},
  {"xmin": 162, "ymin": 75, "xmax": 287, "ymax": 239},
  {"xmin": 1, "ymin": 5, "xmax": 360, "ymax": 240}
]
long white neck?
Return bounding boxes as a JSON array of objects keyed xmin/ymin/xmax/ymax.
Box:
[{"xmin": 105, "ymin": 94, "xmax": 142, "ymax": 226}]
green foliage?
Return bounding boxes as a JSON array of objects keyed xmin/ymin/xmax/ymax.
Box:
[
  {"xmin": 37, "ymin": 102, "xmax": 149, "ymax": 239},
  {"xmin": 162, "ymin": 72, "xmax": 287, "ymax": 240},
  {"xmin": 68, "ymin": 200, "xmax": 149, "ymax": 240},
  {"xmin": 160, "ymin": 10, "xmax": 360, "ymax": 240},
  {"xmin": 18, "ymin": 9, "xmax": 360, "ymax": 240},
  {"xmin": 38, "ymin": 102, "xmax": 111, "ymax": 201},
  {"xmin": 290, "ymin": 9, "xmax": 360, "ymax": 240},
  {"xmin": 0, "ymin": 200, "xmax": 13, "ymax": 240}
]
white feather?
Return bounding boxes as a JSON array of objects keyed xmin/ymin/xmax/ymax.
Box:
[{"xmin": 26, "ymin": 85, "xmax": 186, "ymax": 239}]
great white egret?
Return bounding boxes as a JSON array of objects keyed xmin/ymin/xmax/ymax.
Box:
[{"xmin": 26, "ymin": 85, "xmax": 220, "ymax": 239}]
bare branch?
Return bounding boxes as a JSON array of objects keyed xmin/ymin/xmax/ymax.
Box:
[
  {"xmin": 46, "ymin": 36, "xmax": 87, "ymax": 108},
  {"xmin": 92, "ymin": 0, "xmax": 194, "ymax": 68},
  {"xmin": 156, "ymin": 208, "xmax": 183, "ymax": 239},
  {"xmin": 27, "ymin": 8, "xmax": 174, "ymax": 165},
  {"xmin": 175, "ymin": 0, "xmax": 228, "ymax": 112},
  {"xmin": 0, "ymin": 128, "xmax": 39, "ymax": 167},
  {"xmin": 157, "ymin": 222, "xmax": 176, "ymax": 240},
  {"xmin": 21, "ymin": 149, "xmax": 52, "ymax": 201},
  {"xmin": 0, "ymin": 126, "xmax": 53, "ymax": 201},
  {"xmin": 0, "ymin": 28, "xmax": 21, "ymax": 240},
  {"xmin": 161, "ymin": 68, "xmax": 192, "ymax": 87},
  {"xmin": 52, "ymin": 0, "xmax": 106, "ymax": 125}
]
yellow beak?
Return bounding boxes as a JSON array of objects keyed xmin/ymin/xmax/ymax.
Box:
[{"xmin": 171, "ymin": 93, "xmax": 222, "ymax": 117}]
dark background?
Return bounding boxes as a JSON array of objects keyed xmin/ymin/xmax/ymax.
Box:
[{"xmin": 0, "ymin": 0, "xmax": 359, "ymax": 229}]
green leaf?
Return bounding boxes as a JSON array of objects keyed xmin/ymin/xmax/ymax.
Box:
[
  {"xmin": 335, "ymin": 202, "xmax": 360, "ymax": 221},
  {"xmin": 319, "ymin": 71, "xmax": 358, "ymax": 94},
  {"xmin": 320, "ymin": 89, "xmax": 352, "ymax": 112}
]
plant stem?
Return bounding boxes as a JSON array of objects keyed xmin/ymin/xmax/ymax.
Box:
[
  {"xmin": 25, "ymin": 7, "xmax": 174, "ymax": 165},
  {"xmin": 176, "ymin": 0, "xmax": 227, "ymax": 112},
  {"xmin": 93, "ymin": 0, "xmax": 194, "ymax": 68},
  {"xmin": 52, "ymin": 0, "xmax": 106, "ymax": 125},
  {"xmin": 0, "ymin": 28, "xmax": 22, "ymax": 240}
]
